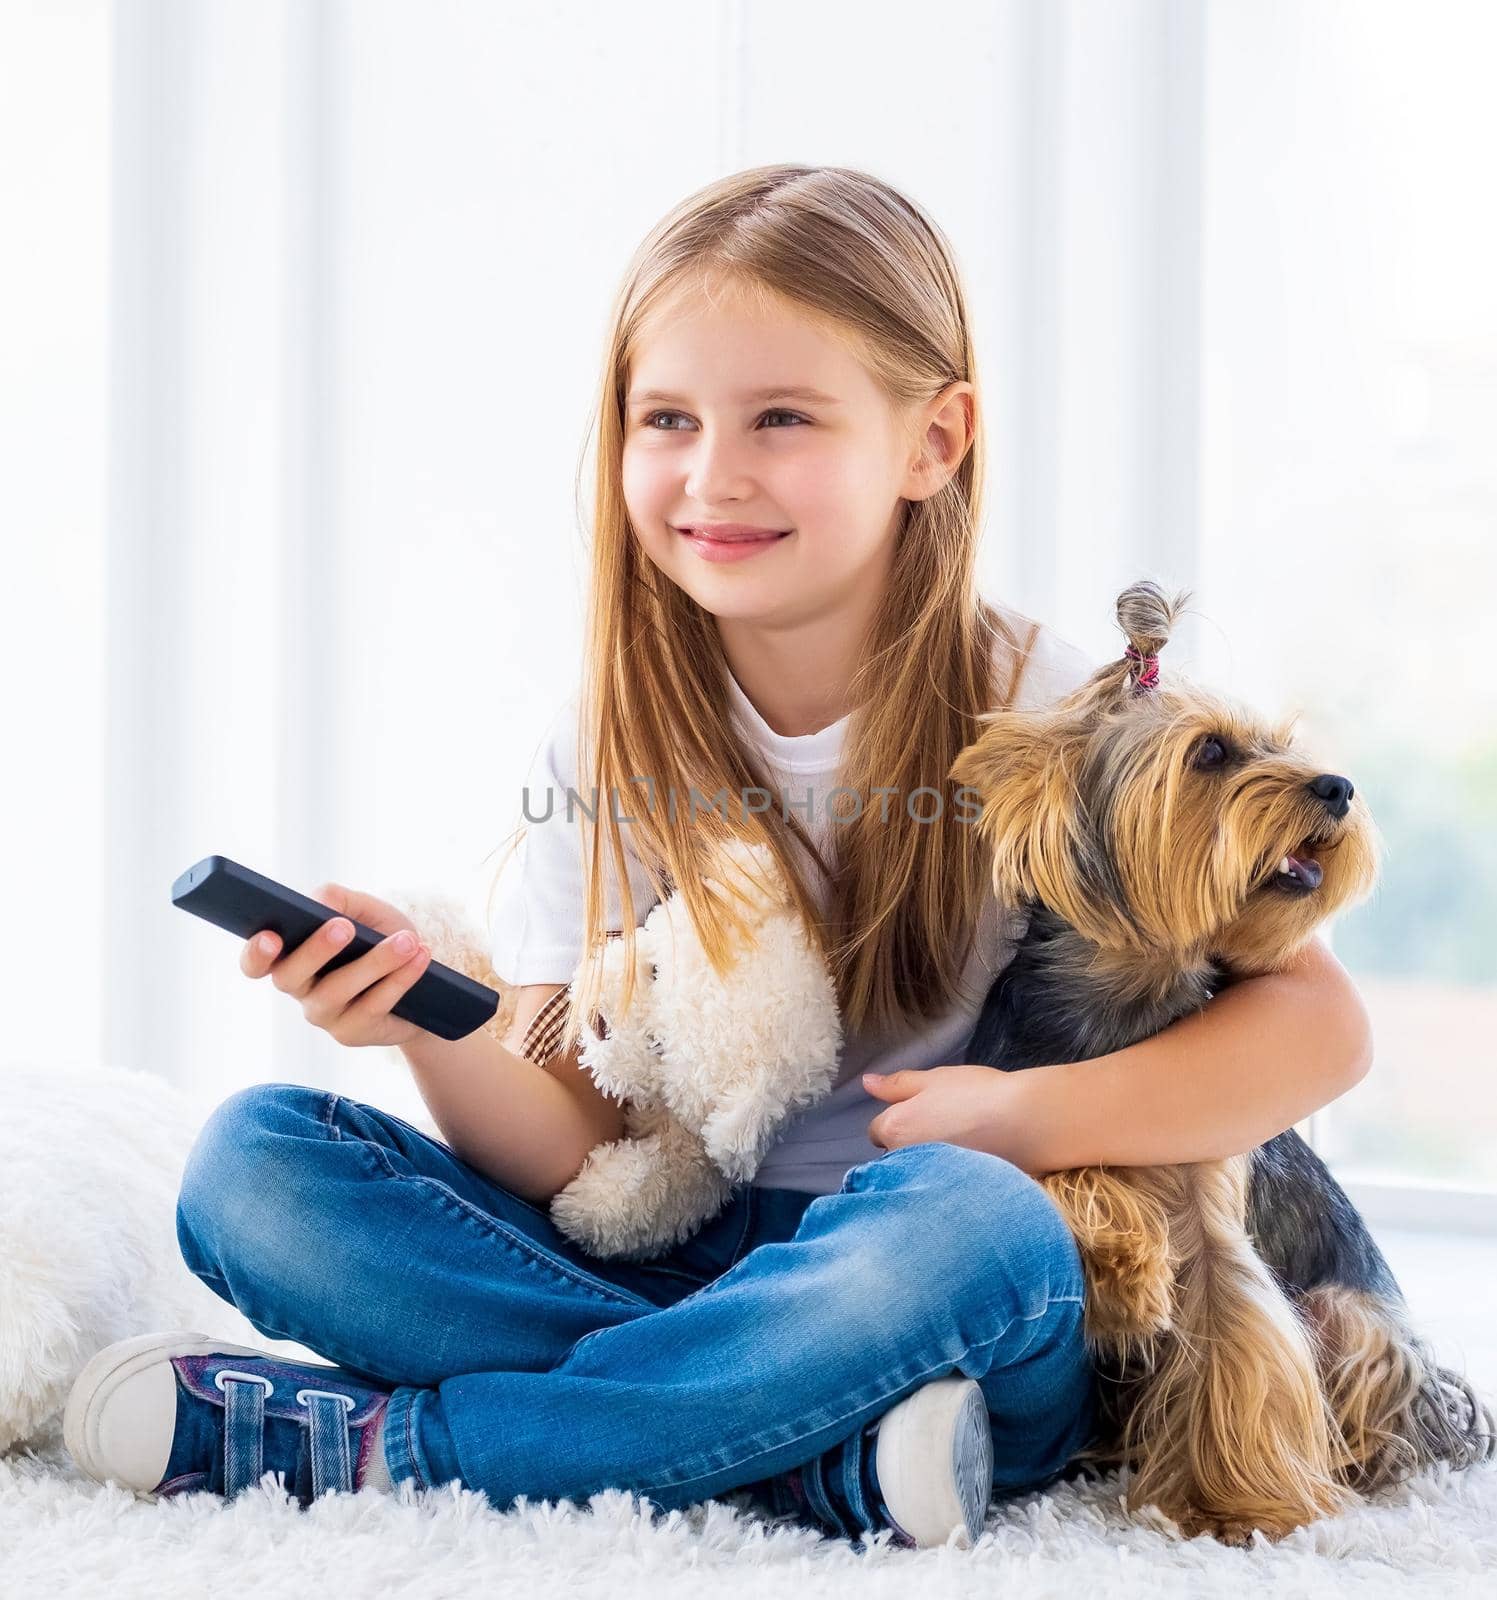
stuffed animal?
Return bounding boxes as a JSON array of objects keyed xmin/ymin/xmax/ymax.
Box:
[{"xmin": 394, "ymin": 839, "xmax": 843, "ymax": 1263}]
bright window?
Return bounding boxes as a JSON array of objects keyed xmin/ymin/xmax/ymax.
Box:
[{"xmin": 1198, "ymin": 0, "xmax": 1497, "ymax": 1187}]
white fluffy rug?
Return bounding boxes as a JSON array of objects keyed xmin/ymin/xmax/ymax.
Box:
[{"xmin": 3, "ymin": 1061, "xmax": 1495, "ymax": 1598}]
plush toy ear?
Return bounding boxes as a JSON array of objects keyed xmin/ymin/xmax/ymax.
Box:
[
  {"xmin": 389, "ymin": 891, "xmax": 517, "ymax": 1044},
  {"xmin": 700, "ymin": 838, "xmax": 787, "ymax": 918},
  {"xmin": 574, "ymin": 914, "xmax": 664, "ymax": 1102}
]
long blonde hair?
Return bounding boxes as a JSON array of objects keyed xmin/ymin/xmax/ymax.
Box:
[{"xmin": 489, "ymin": 163, "xmax": 1034, "ymax": 1057}]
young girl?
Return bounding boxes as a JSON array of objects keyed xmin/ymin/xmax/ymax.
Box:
[{"xmin": 65, "ymin": 165, "xmax": 1373, "ymax": 1551}]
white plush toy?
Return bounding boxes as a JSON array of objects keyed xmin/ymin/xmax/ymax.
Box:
[
  {"xmin": 389, "ymin": 840, "xmax": 843, "ymax": 1262},
  {"xmin": 547, "ymin": 838, "xmax": 844, "ymax": 1261}
]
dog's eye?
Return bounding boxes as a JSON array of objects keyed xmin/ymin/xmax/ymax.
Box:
[{"xmin": 1194, "ymin": 735, "xmax": 1229, "ymax": 770}]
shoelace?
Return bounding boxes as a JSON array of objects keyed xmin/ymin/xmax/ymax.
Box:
[{"xmin": 214, "ymin": 1368, "xmax": 356, "ymax": 1502}]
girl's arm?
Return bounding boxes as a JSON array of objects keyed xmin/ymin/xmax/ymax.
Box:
[
  {"xmin": 1010, "ymin": 937, "xmax": 1374, "ymax": 1174},
  {"xmin": 398, "ymin": 984, "xmax": 624, "ymax": 1203}
]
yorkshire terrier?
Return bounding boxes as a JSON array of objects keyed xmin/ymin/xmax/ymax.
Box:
[{"xmin": 949, "ymin": 581, "xmax": 1495, "ymax": 1545}]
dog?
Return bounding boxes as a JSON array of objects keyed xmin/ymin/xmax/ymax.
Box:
[{"xmin": 948, "ymin": 581, "xmax": 1495, "ymax": 1544}]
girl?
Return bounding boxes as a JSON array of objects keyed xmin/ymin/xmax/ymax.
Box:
[{"xmin": 66, "ymin": 165, "xmax": 1373, "ymax": 1551}]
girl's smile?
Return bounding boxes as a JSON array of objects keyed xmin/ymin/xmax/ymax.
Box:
[{"xmin": 678, "ymin": 525, "xmax": 794, "ymax": 563}]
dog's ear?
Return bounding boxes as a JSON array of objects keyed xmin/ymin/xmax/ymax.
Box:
[
  {"xmin": 953, "ymin": 709, "xmax": 1140, "ymax": 947},
  {"xmin": 953, "ymin": 709, "xmax": 1083, "ymax": 900}
]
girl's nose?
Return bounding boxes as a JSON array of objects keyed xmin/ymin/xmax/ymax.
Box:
[{"xmin": 684, "ymin": 435, "xmax": 758, "ymax": 505}]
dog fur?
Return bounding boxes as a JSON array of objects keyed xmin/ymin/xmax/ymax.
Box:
[{"xmin": 949, "ymin": 581, "xmax": 1495, "ymax": 1544}]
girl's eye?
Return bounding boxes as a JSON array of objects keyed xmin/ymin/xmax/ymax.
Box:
[{"xmin": 640, "ymin": 409, "xmax": 806, "ymax": 431}]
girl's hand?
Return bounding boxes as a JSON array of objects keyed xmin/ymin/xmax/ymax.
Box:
[
  {"xmin": 238, "ymin": 882, "xmax": 431, "ymax": 1049},
  {"xmin": 864, "ymin": 1064, "xmax": 1054, "ymax": 1176}
]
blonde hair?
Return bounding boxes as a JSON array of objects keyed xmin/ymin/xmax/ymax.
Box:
[{"xmin": 488, "ymin": 163, "xmax": 1034, "ymax": 1057}]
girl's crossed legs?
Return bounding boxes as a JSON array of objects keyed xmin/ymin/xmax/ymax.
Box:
[{"xmin": 174, "ymin": 1083, "xmax": 1100, "ymax": 1528}]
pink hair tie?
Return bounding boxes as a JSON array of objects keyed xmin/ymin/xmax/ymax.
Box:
[{"xmin": 1124, "ymin": 644, "xmax": 1160, "ymax": 693}]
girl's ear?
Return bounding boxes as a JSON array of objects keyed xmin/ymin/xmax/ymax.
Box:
[{"xmin": 900, "ymin": 381, "xmax": 977, "ymax": 501}]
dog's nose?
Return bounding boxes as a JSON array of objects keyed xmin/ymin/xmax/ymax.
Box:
[{"xmin": 1308, "ymin": 773, "xmax": 1354, "ymax": 819}]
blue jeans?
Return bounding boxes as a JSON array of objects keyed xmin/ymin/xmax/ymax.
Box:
[{"xmin": 174, "ymin": 1083, "xmax": 1100, "ymax": 1536}]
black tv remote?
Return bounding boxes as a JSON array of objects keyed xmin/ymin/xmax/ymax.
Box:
[{"xmin": 171, "ymin": 855, "xmax": 500, "ymax": 1042}]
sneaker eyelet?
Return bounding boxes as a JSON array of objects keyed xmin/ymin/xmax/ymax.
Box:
[
  {"xmin": 296, "ymin": 1387, "xmax": 356, "ymax": 1413},
  {"xmin": 213, "ymin": 1368, "xmax": 274, "ymax": 1396}
]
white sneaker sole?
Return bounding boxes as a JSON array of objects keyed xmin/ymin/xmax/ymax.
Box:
[
  {"xmin": 870, "ymin": 1375, "xmax": 992, "ymax": 1548},
  {"xmin": 63, "ymin": 1329, "xmax": 272, "ymax": 1500}
]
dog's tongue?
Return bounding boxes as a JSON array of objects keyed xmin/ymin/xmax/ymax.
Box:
[{"xmin": 1282, "ymin": 852, "xmax": 1324, "ymax": 889}]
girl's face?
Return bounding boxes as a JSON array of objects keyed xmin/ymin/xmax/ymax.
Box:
[{"xmin": 621, "ymin": 284, "xmax": 925, "ymax": 630}]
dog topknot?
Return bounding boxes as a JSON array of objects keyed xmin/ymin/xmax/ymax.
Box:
[{"xmin": 1115, "ymin": 579, "xmax": 1189, "ymax": 660}]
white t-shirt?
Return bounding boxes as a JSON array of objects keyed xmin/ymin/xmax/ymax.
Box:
[{"xmin": 489, "ymin": 609, "xmax": 1098, "ymax": 1195}]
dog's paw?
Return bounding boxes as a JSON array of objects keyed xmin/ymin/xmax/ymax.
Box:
[
  {"xmin": 1163, "ymin": 1504, "xmax": 1302, "ymax": 1547},
  {"xmin": 1080, "ymin": 1251, "xmax": 1177, "ymax": 1353}
]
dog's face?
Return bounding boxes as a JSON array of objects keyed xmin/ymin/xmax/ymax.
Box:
[{"xmin": 950, "ymin": 685, "xmax": 1381, "ymax": 973}]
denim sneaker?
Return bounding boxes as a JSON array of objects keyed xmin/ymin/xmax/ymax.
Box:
[
  {"xmin": 63, "ymin": 1330, "xmax": 394, "ymax": 1507},
  {"xmin": 765, "ymin": 1375, "xmax": 992, "ymax": 1549}
]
